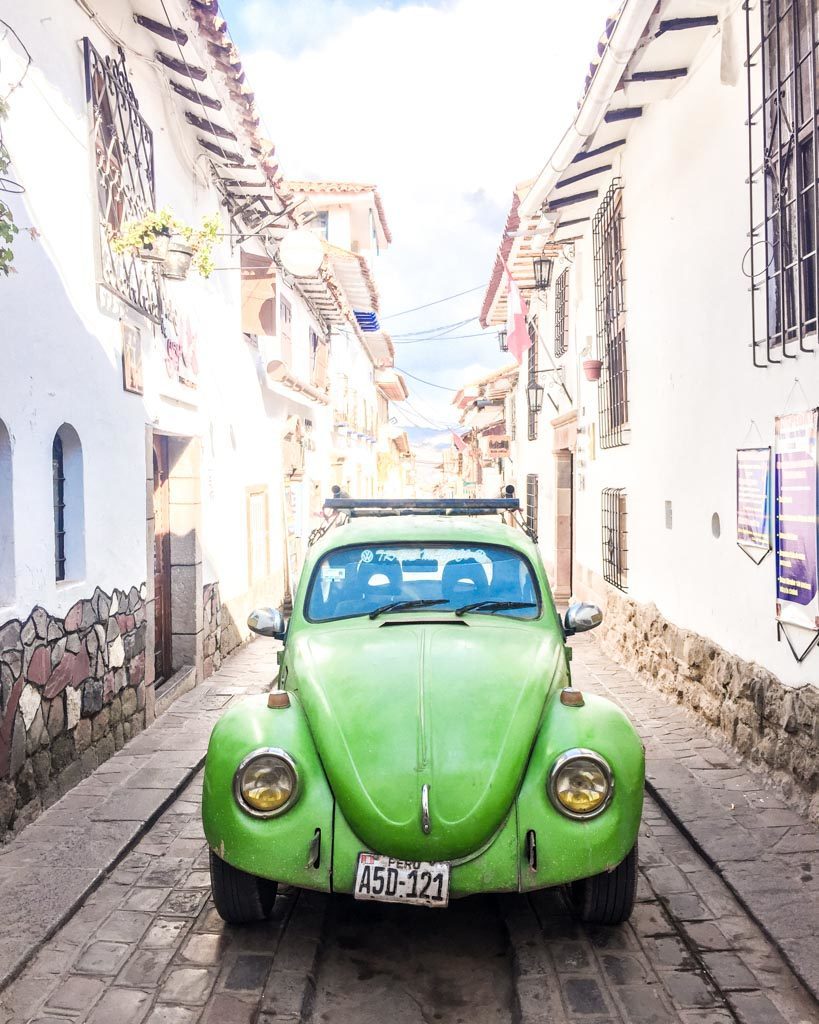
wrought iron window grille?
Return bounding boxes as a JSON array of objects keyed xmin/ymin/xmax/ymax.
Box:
[
  {"xmin": 527, "ymin": 320, "xmax": 539, "ymax": 440},
  {"xmin": 526, "ymin": 473, "xmax": 539, "ymax": 541},
  {"xmin": 745, "ymin": 0, "xmax": 819, "ymax": 364},
  {"xmin": 601, "ymin": 487, "xmax": 628, "ymax": 591},
  {"xmin": 593, "ymin": 179, "xmax": 629, "ymax": 448},
  {"xmin": 84, "ymin": 39, "xmax": 161, "ymax": 321},
  {"xmin": 554, "ymin": 268, "xmax": 569, "ymax": 357}
]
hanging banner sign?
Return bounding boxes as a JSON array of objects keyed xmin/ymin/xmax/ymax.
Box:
[
  {"xmin": 774, "ymin": 409, "xmax": 819, "ymax": 637},
  {"xmin": 736, "ymin": 448, "xmax": 771, "ymax": 563}
]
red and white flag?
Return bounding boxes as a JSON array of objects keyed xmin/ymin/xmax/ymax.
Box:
[
  {"xmin": 451, "ymin": 430, "xmax": 467, "ymax": 452},
  {"xmin": 505, "ymin": 270, "xmax": 531, "ymax": 364}
]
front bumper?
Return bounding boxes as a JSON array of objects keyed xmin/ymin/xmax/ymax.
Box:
[{"xmin": 203, "ymin": 692, "xmax": 644, "ymax": 897}]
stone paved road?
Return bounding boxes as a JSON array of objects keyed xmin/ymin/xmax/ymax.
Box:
[{"xmin": 0, "ymin": 772, "xmax": 815, "ymax": 1024}]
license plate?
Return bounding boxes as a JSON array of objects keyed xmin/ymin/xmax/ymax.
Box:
[{"xmin": 354, "ymin": 853, "xmax": 450, "ymax": 908}]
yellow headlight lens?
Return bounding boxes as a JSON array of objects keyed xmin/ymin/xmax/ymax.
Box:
[
  {"xmin": 553, "ymin": 758, "xmax": 610, "ymax": 815},
  {"xmin": 238, "ymin": 755, "xmax": 296, "ymax": 814}
]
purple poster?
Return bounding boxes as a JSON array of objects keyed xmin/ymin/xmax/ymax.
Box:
[
  {"xmin": 774, "ymin": 409, "xmax": 819, "ymax": 632},
  {"xmin": 737, "ymin": 448, "xmax": 771, "ymax": 562}
]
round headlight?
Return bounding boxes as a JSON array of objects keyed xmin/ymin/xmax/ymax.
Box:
[
  {"xmin": 234, "ymin": 749, "xmax": 299, "ymax": 818},
  {"xmin": 548, "ymin": 749, "xmax": 613, "ymax": 819}
]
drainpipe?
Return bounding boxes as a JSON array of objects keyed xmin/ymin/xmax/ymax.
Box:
[{"xmin": 518, "ymin": 0, "xmax": 660, "ymax": 219}]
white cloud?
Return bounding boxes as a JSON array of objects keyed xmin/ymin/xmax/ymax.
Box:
[{"xmin": 239, "ymin": 0, "xmax": 612, "ymax": 409}]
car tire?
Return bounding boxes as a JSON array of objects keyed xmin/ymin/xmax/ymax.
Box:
[
  {"xmin": 209, "ymin": 850, "xmax": 278, "ymax": 925},
  {"xmin": 563, "ymin": 842, "xmax": 637, "ymax": 925}
]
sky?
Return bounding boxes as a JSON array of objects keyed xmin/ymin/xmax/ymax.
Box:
[{"xmin": 218, "ymin": 0, "xmax": 613, "ymax": 437}]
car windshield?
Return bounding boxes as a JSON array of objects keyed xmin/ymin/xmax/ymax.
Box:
[{"xmin": 305, "ymin": 543, "xmax": 540, "ymax": 622}]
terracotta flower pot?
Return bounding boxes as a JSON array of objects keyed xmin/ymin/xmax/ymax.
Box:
[
  {"xmin": 162, "ymin": 236, "xmax": 195, "ymax": 280},
  {"xmin": 583, "ymin": 358, "xmax": 603, "ymax": 381},
  {"xmin": 136, "ymin": 230, "xmax": 170, "ymax": 263}
]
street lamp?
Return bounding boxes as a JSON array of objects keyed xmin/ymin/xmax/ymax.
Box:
[
  {"xmin": 526, "ymin": 379, "xmax": 545, "ymax": 415},
  {"xmin": 498, "ymin": 329, "xmax": 508, "ymax": 352},
  {"xmin": 532, "ymin": 257, "xmax": 553, "ymax": 291}
]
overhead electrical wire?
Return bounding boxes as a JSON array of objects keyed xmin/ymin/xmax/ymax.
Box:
[
  {"xmin": 393, "ymin": 330, "xmax": 499, "ymax": 345},
  {"xmin": 391, "ymin": 317, "xmax": 477, "ymax": 338},
  {"xmin": 382, "ymin": 285, "xmax": 486, "ymax": 320},
  {"xmin": 395, "ymin": 366, "xmax": 460, "ymax": 392}
]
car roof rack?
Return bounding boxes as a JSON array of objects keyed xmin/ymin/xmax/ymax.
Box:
[{"xmin": 308, "ymin": 486, "xmax": 536, "ymax": 546}]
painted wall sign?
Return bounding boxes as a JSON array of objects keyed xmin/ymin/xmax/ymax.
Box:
[
  {"xmin": 774, "ymin": 409, "xmax": 819, "ymax": 656},
  {"xmin": 121, "ymin": 321, "xmax": 143, "ymax": 395},
  {"xmin": 488, "ymin": 436, "xmax": 511, "ymax": 457},
  {"xmin": 736, "ymin": 447, "xmax": 771, "ymax": 563}
]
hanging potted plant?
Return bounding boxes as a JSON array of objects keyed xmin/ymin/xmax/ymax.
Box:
[
  {"xmin": 112, "ymin": 210, "xmax": 220, "ymax": 280},
  {"xmin": 580, "ymin": 339, "xmax": 603, "ymax": 381},
  {"xmin": 111, "ymin": 207, "xmax": 174, "ymax": 263},
  {"xmin": 163, "ymin": 213, "xmax": 220, "ymax": 281}
]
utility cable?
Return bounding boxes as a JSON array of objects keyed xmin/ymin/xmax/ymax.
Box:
[
  {"xmin": 382, "ymin": 286, "xmax": 486, "ymax": 320},
  {"xmin": 395, "ymin": 366, "xmax": 460, "ymax": 392},
  {"xmin": 391, "ymin": 317, "xmax": 477, "ymax": 338}
]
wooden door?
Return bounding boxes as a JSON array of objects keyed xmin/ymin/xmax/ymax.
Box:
[{"xmin": 153, "ymin": 435, "xmax": 172, "ymax": 684}]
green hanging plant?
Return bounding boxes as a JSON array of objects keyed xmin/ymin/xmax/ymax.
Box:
[{"xmin": 0, "ymin": 99, "xmax": 19, "ymax": 277}]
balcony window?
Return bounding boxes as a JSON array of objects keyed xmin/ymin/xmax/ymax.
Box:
[{"xmin": 593, "ymin": 180, "xmax": 629, "ymax": 448}]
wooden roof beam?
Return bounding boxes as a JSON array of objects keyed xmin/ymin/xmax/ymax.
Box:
[
  {"xmin": 556, "ymin": 164, "xmax": 613, "ymax": 189},
  {"xmin": 134, "ymin": 13, "xmax": 188, "ymax": 45},
  {"xmin": 627, "ymin": 67, "xmax": 688, "ymax": 82},
  {"xmin": 546, "ymin": 189, "xmax": 599, "ymax": 211},
  {"xmin": 604, "ymin": 107, "xmax": 643, "ymax": 123},
  {"xmin": 572, "ymin": 138, "xmax": 626, "ymax": 162},
  {"xmin": 657, "ymin": 16, "xmax": 719, "ymax": 34},
  {"xmin": 170, "ymin": 81, "xmax": 222, "ymax": 110},
  {"xmin": 156, "ymin": 51, "xmax": 207, "ymax": 80},
  {"xmin": 185, "ymin": 111, "xmax": 237, "ymax": 140}
]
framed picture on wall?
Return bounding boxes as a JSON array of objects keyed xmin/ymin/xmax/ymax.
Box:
[{"xmin": 121, "ymin": 321, "xmax": 144, "ymax": 395}]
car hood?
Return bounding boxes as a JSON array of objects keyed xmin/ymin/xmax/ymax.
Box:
[{"xmin": 290, "ymin": 619, "xmax": 565, "ymax": 861}]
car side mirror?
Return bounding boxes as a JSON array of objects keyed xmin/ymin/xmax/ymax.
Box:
[
  {"xmin": 247, "ymin": 607, "xmax": 287, "ymax": 640},
  {"xmin": 564, "ymin": 602, "xmax": 602, "ymax": 636}
]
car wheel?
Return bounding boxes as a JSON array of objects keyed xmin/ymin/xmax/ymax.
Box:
[
  {"xmin": 209, "ymin": 849, "xmax": 278, "ymax": 925},
  {"xmin": 563, "ymin": 842, "xmax": 637, "ymax": 925}
]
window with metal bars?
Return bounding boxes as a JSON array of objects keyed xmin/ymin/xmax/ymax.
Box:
[
  {"xmin": 527, "ymin": 321, "xmax": 539, "ymax": 440},
  {"xmin": 593, "ymin": 180, "xmax": 629, "ymax": 447},
  {"xmin": 601, "ymin": 487, "xmax": 628, "ymax": 591},
  {"xmin": 526, "ymin": 474, "xmax": 539, "ymax": 540},
  {"xmin": 84, "ymin": 40, "xmax": 160, "ymax": 321},
  {"xmin": 746, "ymin": 0, "xmax": 819, "ymax": 364},
  {"xmin": 554, "ymin": 268, "xmax": 569, "ymax": 357},
  {"xmin": 53, "ymin": 435, "xmax": 66, "ymax": 582}
]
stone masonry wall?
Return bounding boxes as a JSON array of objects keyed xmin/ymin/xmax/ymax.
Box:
[
  {"xmin": 0, "ymin": 585, "xmax": 148, "ymax": 839},
  {"xmin": 599, "ymin": 591, "xmax": 819, "ymax": 820},
  {"xmin": 202, "ymin": 582, "xmax": 242, "ymax": 679}
]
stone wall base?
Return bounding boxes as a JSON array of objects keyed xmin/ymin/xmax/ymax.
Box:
[
  {"xmin": 202, "ymin": 583, "xmax": 243, "ymax": 680},
  {"xmin": 0, "ymin": 585, "xmax": 148, "ymax": 840},
  {"xmin": 598, "ymin": 590, "xmax": 819, "ymax": 822}
]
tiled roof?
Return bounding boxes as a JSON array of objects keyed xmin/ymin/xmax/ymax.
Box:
[{"xmin": 284, "ymin": 181, "xmax": 393, "ymax": 244}]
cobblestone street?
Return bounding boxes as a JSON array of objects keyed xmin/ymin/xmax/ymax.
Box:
[{"xmin": 0, "ymin": 638, "xmax": 816, "ymax": 1024}]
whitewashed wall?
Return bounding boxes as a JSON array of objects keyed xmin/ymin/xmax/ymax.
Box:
[
  {"xmin": 556, "ymin": 15, "xmax": 817, "ymax": 687},
  {"xmin": 0, "ymin": 1, "xmax": 309, "ymax": 625}
]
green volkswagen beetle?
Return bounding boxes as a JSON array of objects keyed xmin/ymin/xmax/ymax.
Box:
[{"xmin": 203, "ymin": 497, "xmax": 644, "ymax": 925}]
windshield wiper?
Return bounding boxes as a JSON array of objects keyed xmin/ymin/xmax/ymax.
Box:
[
  {"xmin": 454, "ymin": 600, "xmax": 537, "ymax": 617},
  {"xmin": 369, "ymin": 599, "xmax": 448, "ymax": 620}
]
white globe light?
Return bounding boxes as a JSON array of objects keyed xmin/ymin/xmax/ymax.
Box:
[{"xmin": 278, "ymin": 229, "xmax": 324, "ymax": 277}]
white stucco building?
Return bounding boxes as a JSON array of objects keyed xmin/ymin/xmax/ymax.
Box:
[
  {"xmin": 0, "ymin": 0, "xmax": 403, "ymax": 836},
  {"xmin": 475, "ymin": 0, "xmax": 819, "ymax": 813}
]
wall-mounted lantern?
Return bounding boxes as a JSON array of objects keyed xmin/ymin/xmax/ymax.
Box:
[
  {"xmin": 532, "ymin": 256, "xmax": 553, "ymax": 291},
  {"xmin": 498, "ymin": 329, "xmax": 508, "ymax": 353},
  {"xmin": 526, "ymin": 379, "xmax": 545, "ymax": 415}
]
